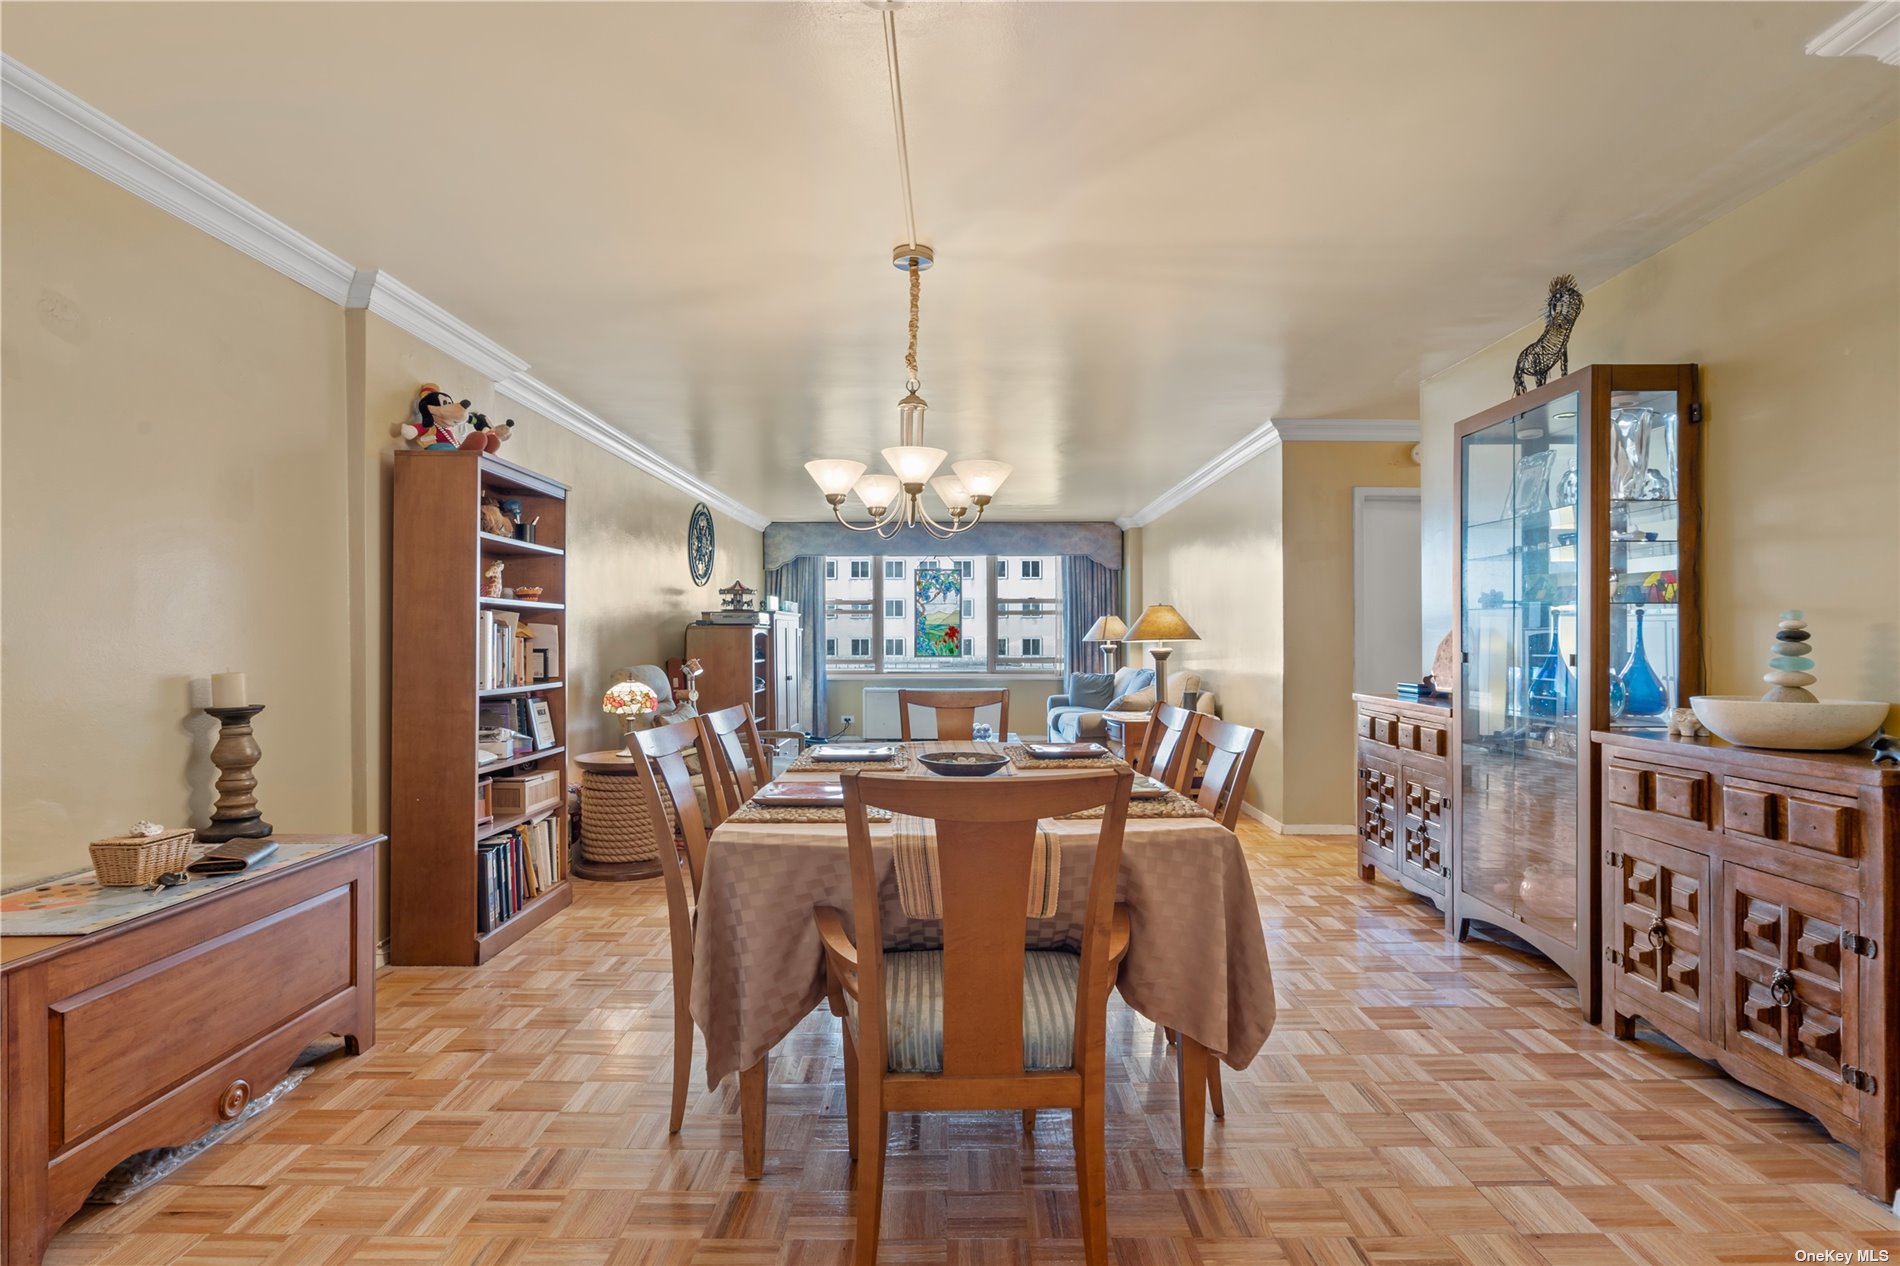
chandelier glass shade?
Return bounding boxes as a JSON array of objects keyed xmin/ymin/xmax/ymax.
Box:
[{"xmin": 805, "ymin": 249, "xmax": 1011, "ymax": 538}]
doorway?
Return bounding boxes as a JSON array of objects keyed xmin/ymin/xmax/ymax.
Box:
[{"xmin": 1353, "ymin": 487, "xmax": 1423, "ymax": 695}]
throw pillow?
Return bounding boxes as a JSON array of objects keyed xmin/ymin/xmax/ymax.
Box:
[
  {"xmin": 1067, "ymin": 672, "xmax": 1117, "ymax": 710},
  {"xmin": 1109, "ymin": 686, "xmax": 1157, "ymax": 712}
]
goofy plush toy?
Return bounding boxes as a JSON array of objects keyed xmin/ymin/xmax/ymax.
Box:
[{"xmin": 402, "ymin": 385, "xmax": 472, "ymax": 450}]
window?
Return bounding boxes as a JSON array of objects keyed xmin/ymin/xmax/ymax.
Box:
[{"xmin": 824, "ymin": 554, "xmax": 1059, "ymax": 675}]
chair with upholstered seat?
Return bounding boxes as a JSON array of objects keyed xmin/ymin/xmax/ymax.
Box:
[
  {"xmin": 631, "ymin": 722, "xmax": 717, "ymax": 1134},
  {"xmin": 1136, "ymin": 701, "xmax": 1201, "ymax": 791},
  {"xmin": 816, "ymin": 768, "xmax": 1133, "ymax": 1266},
  {"xmin": 896, "ymin": 687, "xmax": 1010, "ymax": 741},
  {"xmin": 697, "ymin": 703, "xmax": 804, "ymax": 825}
]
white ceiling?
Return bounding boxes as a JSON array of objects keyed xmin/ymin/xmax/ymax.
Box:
[{"xmin": 3, "ymin": 2, "xmax": 1894, "ymax": 521}]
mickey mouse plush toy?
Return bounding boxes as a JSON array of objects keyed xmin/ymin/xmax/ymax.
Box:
[
  {"xmin": 464, "ymin": 412, "xmax": 516, "ymax": 454},
  {"xmin": 402, "ymin": 385, "xmax": 471, "ymax": 450}
]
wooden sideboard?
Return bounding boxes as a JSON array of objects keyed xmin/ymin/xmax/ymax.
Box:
[
  {"xmin": 1353, "ymin": 693, "xmax": 1453, "ymax": 914},
  {"xmin": 1595, "ymin": 732, "xmax": 1897, "ymax": 1204},
  {"xmin": 2, "ymin": 835, "xmax": 380, "ymax": 1265}
]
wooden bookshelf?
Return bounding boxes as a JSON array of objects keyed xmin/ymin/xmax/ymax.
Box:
[{"xmin": 391, "ymin": 451, "xmax": 573, "ymax": 965}]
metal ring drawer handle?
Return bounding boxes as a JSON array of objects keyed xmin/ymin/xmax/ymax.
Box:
[
  {"xmin": 1643, "ymin": 916, "xmax": 1668, "ymax": 952},
  {"xmin": 1770, "ymin": 969, "xmax": 1795, "ymax": 1008}
]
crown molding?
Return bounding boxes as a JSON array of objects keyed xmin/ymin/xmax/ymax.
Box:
[
  {"xmin": 1807, "ymin": 1, "xmax": 1900, "ymax": 64},
  {"xmin": 3, "ymin": 54, "xmax": 768, "ymax": 530},
  {"xmin": 495, "ymin": 375, "xmax": 771, "ymax": 531},
  {"xmin": 1117, "ymin": 418, "xmax": 1419, "ymax": 528},
  {"xmin": 1, "ymin": 53, "xmax": 356, "ymax": 303},
  {"xmin": 1271, "ymin": 418, "xmax": 1420, "ymax": 443},
  {"xmin": 346, "ymin": 270, "xmax": 530, "ymax": 383}
]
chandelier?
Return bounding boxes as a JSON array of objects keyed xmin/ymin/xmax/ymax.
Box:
[{"xmin": 802, "ymin": 10, "xmax": 1010, "ymax": 539}]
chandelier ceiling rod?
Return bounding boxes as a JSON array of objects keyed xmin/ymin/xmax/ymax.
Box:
[{"xmin": 881, "ymin": 8, "xmax": 921, "ymax": 252}]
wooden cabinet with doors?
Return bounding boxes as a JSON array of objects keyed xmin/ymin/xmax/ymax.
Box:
[
  {"xmin": 687, "ymin": 612, "xmax": 805, "ymax": 732},
  {"xmin": 1597, "ymin": 730, "xmax": 1898, "ymax": 1204},
  {"xmin": 1354, "ymin": 693, "xmax": 1453, "ymax": 914}
]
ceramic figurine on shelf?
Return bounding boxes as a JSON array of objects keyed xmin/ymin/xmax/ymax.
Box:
[
  {"xmin": 1667, "ymin": 707, "xmax": 1705, "ymax": 737},
  {"xmin": 1762, "ymin": 610, "xmax": 1818, "ymax": 703},
  {"xmin": 482, "ymin": 560, "xmax": 505, "ymax": 598}
]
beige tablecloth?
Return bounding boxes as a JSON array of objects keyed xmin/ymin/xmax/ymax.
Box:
[{"xmin": 689, "ymin": 747, "xmax": 1275, "ymax": 1088}]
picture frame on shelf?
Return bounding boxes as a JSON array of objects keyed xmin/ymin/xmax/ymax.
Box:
[{"xmin": 529, "ymin": 699, "xmax": 558, "ymax": 750}]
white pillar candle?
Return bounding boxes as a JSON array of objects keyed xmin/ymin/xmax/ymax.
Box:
[{"xmin": 211, "ymin": 672, "xmax": 248, "ymax": 708}]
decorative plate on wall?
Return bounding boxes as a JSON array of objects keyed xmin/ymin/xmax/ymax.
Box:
[{"xmin": 688, "ymin": 503, "xmax": 715, "ymax": 586}]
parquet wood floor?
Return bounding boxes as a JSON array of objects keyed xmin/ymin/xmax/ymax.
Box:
[{"xmin": 46, "ymin": 825, "xmax": 1900, "ymax": 1265}]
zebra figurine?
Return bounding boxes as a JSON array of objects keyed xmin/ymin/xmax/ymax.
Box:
[{"xmin": 1513, "ymin": 274, "xmax": 1584, "ymax": 396}]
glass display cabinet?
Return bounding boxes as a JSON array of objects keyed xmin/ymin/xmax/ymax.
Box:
[{"xmin": 1451, "ymin": 364, "xmax": 1701, "ymax": 1018}]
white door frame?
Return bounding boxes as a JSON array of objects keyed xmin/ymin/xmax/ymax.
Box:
[{"xmin": 1353, "ymin": 486, "xmax": 1423, "ymax": 694}]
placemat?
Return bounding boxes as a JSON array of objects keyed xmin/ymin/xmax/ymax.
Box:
[
  {"xmin": 1004, "ymin": 743, "xmax": 1119, "ymax": 770},
  {"xmin": 787, "ymin": 744, "xmax": 911, "ymax": 772},
  {"xmin": 1060, "ymin": 792, "xmax": 1211, "ymax": 820},
  {"xmin": 726, "ymin": 803, "xmax": 896, "ymax": 825}
]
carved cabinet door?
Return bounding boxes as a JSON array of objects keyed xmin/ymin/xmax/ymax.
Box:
[
  {"xmin": 1719, "ymin": 863, "xmax": 1862, "ymax": 1122},
  {"xmin": 1606, "ymin": 831, "xmax": 1709, "ymax": 1039},
  {"xmin": 1399, "ymin": 769, "xmax": 1449, "ymax": 895},
  {"xmin": 1358, "ymin": 748, "xmax": 1399, "ymax": 872}
]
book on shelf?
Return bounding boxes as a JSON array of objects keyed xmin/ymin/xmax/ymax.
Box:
[
  {"xmin": 478, "ymin": 610, "xmax": 557, "ymax": 691},
  {"xmin": 478, "ymin": 698, "xmax": 550, "ymax": 756},
  {"xmin": 476, "ymin": 812, "xmax": 564, "ymax": 931}
]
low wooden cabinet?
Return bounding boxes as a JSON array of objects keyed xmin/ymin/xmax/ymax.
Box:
[
  {"xmin": 2, "ymin": 835, "xmax": 380, "ymax": 1265},
  {"xmin": 1597, "ymin": 732, "xmax": 1897, "ymax": 1204},
  {"xmin": 1354, "ymin": 693, "xmax": 1452, "ymax": 912}
]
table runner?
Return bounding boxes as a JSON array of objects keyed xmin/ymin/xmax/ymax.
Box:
[{"xmin": 692, "ymin": 766, "xmax": 1274, "ymax": 1088}]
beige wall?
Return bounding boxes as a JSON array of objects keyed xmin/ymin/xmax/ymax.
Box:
[
  {"xmin": 1420, "ymin": 123, "xmax": 1900, "ymax": 726},
  {"xmin": 1, "ymin": 133, "xmax": 354, "ymax": 886},
  {"xmin": 1282, "ymin": 442, "xmax": 1421, "ymax": 824},
  {"xmin": 1, "ymin": 133, "xmax": 766, "ymax": 899},
  {"xmin": 1139, "ymin": 445, "xmax": 1286, "ymax": 818}
]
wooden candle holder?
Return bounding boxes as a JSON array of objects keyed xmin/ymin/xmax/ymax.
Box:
[{"xmin": 200, "ymin": 704, "xmax": 274, "ymax": 842}]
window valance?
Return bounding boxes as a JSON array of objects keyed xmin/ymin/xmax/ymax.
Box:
[{"xmin": 763, "ymin": 521, "xmax": 1123, "ymax": 571}]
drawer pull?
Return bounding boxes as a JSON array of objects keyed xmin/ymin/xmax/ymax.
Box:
[
  {"xmin": 1769, "ymin": 969, "xmax": 1796, "ymax": 1009},
  {"xmin": 219, "ymin": 1079, "xmax": 252, "ymax": 1120},
  {"xmin": 1643, "ymin": 915, "xmax": 1669, "ymax": 952}
]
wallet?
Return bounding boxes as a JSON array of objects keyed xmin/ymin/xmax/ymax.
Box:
[{"xmin": 187, "ymin": 838, "xmax": 280, "ymax": 875}]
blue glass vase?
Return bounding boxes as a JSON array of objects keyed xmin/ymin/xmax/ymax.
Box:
[
  {"xmin": 1620, "ymin": 607, "xmax": 1668, "ymax": 716},
  {"xmin": 1529, "ymin": 621, "xmax": 1576, "ymax": 718}
]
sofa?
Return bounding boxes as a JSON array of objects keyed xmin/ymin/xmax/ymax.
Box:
[{"xmin": 1044, "ymin": 666, "xmax": 1218, "ymax": 742}]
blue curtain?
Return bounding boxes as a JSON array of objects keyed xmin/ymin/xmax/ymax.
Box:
[
  {"xmin": 765, "ymin": 558, "xmax": 826, "ymax": 736},
  {"xmin": 1062, "ymin": 556, "xmax": 1121, "ymax": 680}
]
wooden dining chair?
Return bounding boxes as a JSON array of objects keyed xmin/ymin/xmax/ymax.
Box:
[
  {"xmin": 1137, "ymin": 701, "xmax": 1201, "ymax": 790},
  {"xmin": 696, "ymin": 703, "xmax": 803, "ymax": 825},
  {"xmin": 816, "ymin": 768, "xmax": 1134, "ymax": 1266},
  {"xmin": 631, "ymin": 722, "xmax": 717, "ymax": 1134},
  {"xmin": 1190, "ymin": 716, "xmax": 1264, "ymax": 831},
  {"xmin": 896, "ymin": 687, "xmax": 1010, "ymax": 742}
]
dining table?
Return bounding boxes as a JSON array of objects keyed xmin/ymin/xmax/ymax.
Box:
[{"xmin": 688, "ymin": 740, "xmax": 1276, "ymax": 1178}]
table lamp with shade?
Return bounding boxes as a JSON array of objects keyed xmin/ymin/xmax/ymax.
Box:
[
  {"xmin": 1126, "ymin": 604, "xmax": 1200, "ymax": 706},
  {"xmin": 1082, "ymin": 614, "xmax": 1127, "ymax": 672}
]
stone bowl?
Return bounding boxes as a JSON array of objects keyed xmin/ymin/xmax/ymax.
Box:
[{"xmin": 1688, "ymin": 696, "xmax": 1888, "ymax": 751}]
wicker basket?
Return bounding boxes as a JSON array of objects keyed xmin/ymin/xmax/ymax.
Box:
[{"xmin": 89, "ymin": 828, "xmax": 196, "ymax": 887}]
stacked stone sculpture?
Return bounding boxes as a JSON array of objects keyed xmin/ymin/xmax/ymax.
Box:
[{"xmin": 1762, "ymin": 610, "xmax": 1818, "ymax": 703}]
